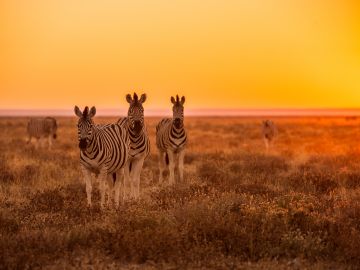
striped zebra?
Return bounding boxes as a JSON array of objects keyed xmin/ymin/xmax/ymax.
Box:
[
  {"xmin": 117, "ymin": 93, "xmax": 150, "ymax": 199},
  {"xmin": 27, "ymin": 117, "xmax": 58, "ymax": 149},
  {"xmin": 74, "ymin": 106, "xmax": 130, "ymax": 208},
  {"xmin": 156, "ymin": 95, "xmax": 187, "ymax": 185},
  {"xmin": 262, "ymin": 120, "xmax": 277, "ymax": 152}
]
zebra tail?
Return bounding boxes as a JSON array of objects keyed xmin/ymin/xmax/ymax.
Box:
[
  {"xmin": 165, "ymin": 153, "xmax": 169, "ymax": 166},
  {"xmin": 112, "ymin": 173, "xmax": 116, "ymax": 184}
]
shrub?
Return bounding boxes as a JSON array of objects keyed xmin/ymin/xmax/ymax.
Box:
[
  {"xmin": 30, "ymin": 189, "xmax": 65, "ymax": 212},
  {"xmin": 0, "ymin": 156, "xmax": 15, "ymax": 184},
  {"xmin": 0, "ymin": 213, "xmax": 20, "ymax": 234}
]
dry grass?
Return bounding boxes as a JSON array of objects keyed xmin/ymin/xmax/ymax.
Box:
[{"xmin": 1, "ymin": 116, "xmax": 360, "ymax": 269}]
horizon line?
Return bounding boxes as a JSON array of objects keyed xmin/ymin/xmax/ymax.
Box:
[{"xmin": 1, "ymin": 108, "xmax": 360, "ymax": 117}]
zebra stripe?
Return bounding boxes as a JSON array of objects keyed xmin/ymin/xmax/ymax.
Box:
[
  {"xmin": 156, "ymin": 95, "xmax": 187, "ymax": 185},
  {"xmin": 75, "ymin": 105, "xmax": 130, "ymax": 208},
  {"xmin": 79, "ymin": 124, "xmax": 129, "ymax": 174},
  {"xmin": 116, "ymin": 92, "xmax": 150, "ymax": 199},
  {"xmin": 156, "ymin": 118, "xmax": 187, "ymax": 152},
  {"xmin": 27, "ymin": 117, "xmax": 57, "ymax": 149},
  {"xmin": 117, "ymin": 117, "xmax": 150, "ymax": 159}
]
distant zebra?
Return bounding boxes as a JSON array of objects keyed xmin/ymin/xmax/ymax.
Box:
[
  {"xmin": 156, "ymin": 95, "xmax": 187, "ymax": 185},
  {"xmin": 74, "ymin": 106, "xmax": 130, "ymax": 208},
  {"xmin": 27, "ymin": 117, "xmax": 58, "ymax": 149},
  {"xmin": 262, "ymin": 120, "xmax": 277, "ymax": 152},
  {"xmin": 117, "ymin": 93, "xmax": 150, "ymax": 199}
]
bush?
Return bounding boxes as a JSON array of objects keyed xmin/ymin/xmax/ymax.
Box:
[
  {"xmin": 30, "ymin": 189, "xmax": 65, "ymax": 212},
  {"xmin": 0, "ymin": 156, "xmax": 15, "ymax": 184}
]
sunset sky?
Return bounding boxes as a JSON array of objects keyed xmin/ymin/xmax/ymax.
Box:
[{"xmin": 1, "ymin": 0, "xmax": 360, "ymax": 112}]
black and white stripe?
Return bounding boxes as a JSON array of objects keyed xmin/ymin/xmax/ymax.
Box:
[
  {"xmin": 75, "ymin": 105, "xmax": 130, "ymax": 208},
  {"xmin": 156, "ymin": 95, "xmax": 187, "ymax": 185},
  {"xmin": 117, "ymin": 93, "xmax": 150, "ymax": 199},
  {"xmin": 27, "ymin": 117, "xmax": 57, "ymax": 149}
]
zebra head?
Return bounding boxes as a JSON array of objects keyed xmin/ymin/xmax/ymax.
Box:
[
  {"xmin": 126, "ymin": 92, "xmax": 146, "ymax": 134},
  {"xmin": 74, "ymin": 106, "xmax": 96, "ymax": 151},
  {"xmin": 171, "ymin": 95, "xmax": 185, "ymax": 129}
]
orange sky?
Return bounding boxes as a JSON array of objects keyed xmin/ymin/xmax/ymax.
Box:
[{"xmin": 1, "ymin": 0, "xmax": 360, "ymax": 111}]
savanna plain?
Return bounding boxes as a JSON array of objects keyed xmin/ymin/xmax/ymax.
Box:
[{"xmin": 1, "ymin": 116, "xmax": 360, "ymax": 269}]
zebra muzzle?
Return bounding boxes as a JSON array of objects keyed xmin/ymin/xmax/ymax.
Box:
[
  {"xmin": 133, "ymin": 121, "xmax": 142, "ymax": 133},
  {"xmin": 174, "ymin": 118, "xmax": 183, "ymax": 128},
  {"xmin": 79, "ymin": 139, "xmax": 87, "ymax": 150}
]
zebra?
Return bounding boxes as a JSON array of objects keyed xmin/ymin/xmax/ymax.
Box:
[
  {"xmin": 156, "ymin": 95, "xmax": 187, "ymax": 185},
  {"xmin": 74, "ymin": 105, "xmax": 130, "ymax": 208},
  {"xmin": 27, "ymin": 117, "xmax": 58, "ymax": 149},
  {"xmin": 117, "ymin": 92, "xmax": 150, "ymax": 199},
  {"xmin": 262, "ymin": 120, "xmax": 277, "ymax": 152}
]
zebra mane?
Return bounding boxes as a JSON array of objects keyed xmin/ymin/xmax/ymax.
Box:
[
  {"xmin": 133, "ymin": 93, "xmax": 138, "ymax": 103},
  {"xmin": 83, "ymin": 106, "xmax": 89, "ymax": 118}
]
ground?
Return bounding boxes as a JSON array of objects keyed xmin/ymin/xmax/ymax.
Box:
[{"xmin": 0, "ymin": 116, "xmax": 360, "ymax": 269}]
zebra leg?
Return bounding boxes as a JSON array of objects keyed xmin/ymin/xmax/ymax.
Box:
[
  {"xmin": 98, "ymin": 169, "xmax": 108, "ymax": 209},
  {"xmin": 41, "ymin": 137, "xmax": 46, "ymax": 148},
  {"xmin": 81, "ymin": 167, "xmax": 93, "ymax": 207},
  {"xmin": 35, "ymin": 138, "xmax": 40, "ymax": 149},
  {"xmin": 178, "ymin": 150, "xmax": 185, "ymax": 183},
  {"xmin": 129, "ymin": 163, "xmax": 136, "ymax": 199},
  {"xmin": 264, "ymin": 138, "xmax": 269, "ymax": 153},
  {"xmin": 105, "ymin": 174, "xmax": 114, "ymax": 207},
  {"xmin": 48, "ymin": 135, "xmax": 53, "ymax": 150},
  {"xmin": 114, "ymin": 168, "xmax": 124, "ymax": 208},
  {"xmin": 158, "ymin": 151, "xmax": 166, "ymax": 184},
  {"xmin": 167, "ymin": 151, "xmax": 176, "ymax": 185},
  {"xmin": 132, "ymin": 157, "xmax": 145, "ymax": 199},
  {"xmin": 124, "ymin": 161, "xmax": 131, "ymax": 200}
]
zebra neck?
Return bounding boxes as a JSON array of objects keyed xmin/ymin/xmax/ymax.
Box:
[
  {"xmin": 128, "ymin": 127, "xmax": 144, "ymax": 137},
  {"xmin": 126, "ymin": 119, "xmax": 145, "ymax": 138},
  {"xmin": 171, "ymin": 123, "xmax": 185, "ymax": 135},
  {"xmin": 85, "ymin": 127, "xmax": 98, "ymax": 154}
]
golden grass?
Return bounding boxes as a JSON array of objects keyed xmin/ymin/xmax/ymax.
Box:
[{"xmin": 1, "ymin": 116, "xmax": 360, "ymax": 269}]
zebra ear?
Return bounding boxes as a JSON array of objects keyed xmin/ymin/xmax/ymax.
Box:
[
  {"xmin": 74, "ymin": 106, "xmax": 83, "ymax": 118},
  {"xmin": 139, "ymin": 93, "xmax": 147, "ymax": 104},
  {"xmin": 89, "ymin": 106, "xmax": 96, "ymax": 118},
  {"xmin": 171, "ymin": 96, "xmax": 176, "ymax": 104},
  {"xmin": 180, "ymin": 96, "xmax": 185, "ymax": 105},
  {"xmin": 126, "ymin": 94, "xmax": 133, "ymax": 104}
]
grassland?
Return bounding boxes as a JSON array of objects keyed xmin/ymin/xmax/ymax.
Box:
[{"xmin": 0, "ymin": 116, "xmax": 360, "ymax": 269}]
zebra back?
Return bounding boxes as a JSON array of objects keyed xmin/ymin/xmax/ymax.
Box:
[{"xmin": 27, "ymin": 117, "xmax": 58, "ymax": 138}]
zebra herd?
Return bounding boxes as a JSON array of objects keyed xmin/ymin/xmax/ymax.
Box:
[
  {"xmin": 73, "ymin": 93, "xmax": 188, "ymax": 208},
  {"xmin": 26, "ymin": 94, "xmax": 277, "ymax": 208}
]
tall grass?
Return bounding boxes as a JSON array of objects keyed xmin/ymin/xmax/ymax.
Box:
[{"xmin": 0, "ymin": 116, "xmax": 359, "ymax": 268}]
